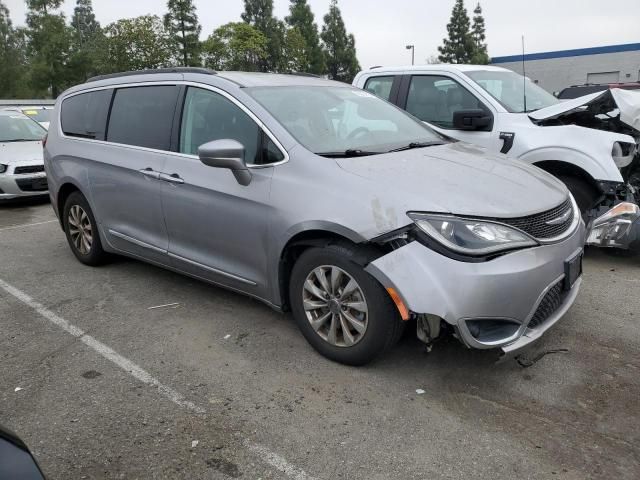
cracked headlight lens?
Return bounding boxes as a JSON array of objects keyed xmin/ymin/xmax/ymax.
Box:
[{"xmin": 408, "ymin": 213, "xmax": 538, "ymax": 256}]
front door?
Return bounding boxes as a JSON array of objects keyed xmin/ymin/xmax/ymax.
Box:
[
  {"xmin": 400, "ymin": 74, "xmax": 498, "ymax": 149},
  {"xmin": 161, "ymin": 86, "xmax": 285, "ymax": 298}
]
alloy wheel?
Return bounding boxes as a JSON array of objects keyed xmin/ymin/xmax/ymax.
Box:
[
  {"xmin": 68, "ymin": 205, "xmax": 93, "ymax": 255},
  {"xmin": 302, "ymin": 265, "xmax": 369, "ymax": 347}
]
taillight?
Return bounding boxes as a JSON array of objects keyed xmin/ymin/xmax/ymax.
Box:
[{"xmin": 42, "ymin": 134, "xmax": 47, "ymax": 148}]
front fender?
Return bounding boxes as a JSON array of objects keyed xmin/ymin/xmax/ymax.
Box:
[{"xmin": 519, "ymin": 146, "xmax": 623, "ymax": 182}]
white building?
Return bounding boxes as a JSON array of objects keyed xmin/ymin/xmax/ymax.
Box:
[{"xmin": 491, "ymin": 43, "xmax": 640, "ymax": 95}]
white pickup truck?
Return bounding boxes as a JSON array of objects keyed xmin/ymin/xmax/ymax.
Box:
[{"xmin": 353, "ymin": 65, "xmax": 640, "ymax": 251}]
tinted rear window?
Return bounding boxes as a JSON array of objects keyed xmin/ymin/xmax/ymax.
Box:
[
  {"xmin": 107, "ymin": 86, "xmax": 179, "ymax": 150},
  {"xmin": 61, "ymin": 90, "xmax": 112, "ymax": 140}
]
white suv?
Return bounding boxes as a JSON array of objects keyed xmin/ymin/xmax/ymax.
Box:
[{"xmin": 354, "ymin": 65, "xmax": 640, "ymax": 251}]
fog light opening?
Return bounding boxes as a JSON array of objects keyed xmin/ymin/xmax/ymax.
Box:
[{"xmin": 465, "ymin": 319, "xmax": 521, "ymax": 344}]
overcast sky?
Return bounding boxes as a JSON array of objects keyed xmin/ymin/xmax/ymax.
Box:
[{"xmin": 5, "ymin": 0, "xmax": 640, "ymax": 68}]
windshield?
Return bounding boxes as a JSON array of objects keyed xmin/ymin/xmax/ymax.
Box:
[
  {"xmin": 21, "ymin": 108, "xmax": 51, "ymax": 123},
  {"xmin": 0, "ymin": 114, "xmax": 47, "ymax": 142},
  {"xmin": 466, "ymin": 70, "xmax": 559, "ymax": 113},
  {"xmin": 246, "ymin": 86, "xmax": 445, "ymax": 155}
]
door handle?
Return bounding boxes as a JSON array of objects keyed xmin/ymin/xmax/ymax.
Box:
[
  {"xmin": 159, "ymin": 173, "xmax": 185, "ymax": 184},
  {"xmin": 139, "ymin": 167, "xmax": 160, "ymax": 179}
]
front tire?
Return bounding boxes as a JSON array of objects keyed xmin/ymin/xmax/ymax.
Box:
[
  {"xmin": 558, "ymin": 175, "xmax": 599, "ymax": 220},
  {"xmin": 289, "ymin": 244, "xmax": 403, "ymax": 366},
  {"xmin": 63, "ymin": 191, "xmax": 108, "ymax": 266}
]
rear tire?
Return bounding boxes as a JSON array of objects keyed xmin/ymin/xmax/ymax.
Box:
[
  {"xmin": 63, "ymin": 191, "xmax": 108, "ymax": 266},
  {"xmin": 557, "ymin": 175, "xmax": 599, "ymax": 220},
  {"xmin": 289, "ymin": 244, "xmax": 404, "ymax": 366}
]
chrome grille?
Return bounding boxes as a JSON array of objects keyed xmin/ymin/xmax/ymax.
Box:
[
  {"xmin": 498, "ymin": 198, "xmax": 573, "ymax": 240},
  {"xmin": 14, "ymin": 165, "xmax": 45, "ymax": 175},
  {"xmin": 528, "ymin": 280, "xmax": 565, "ymax": 329}
]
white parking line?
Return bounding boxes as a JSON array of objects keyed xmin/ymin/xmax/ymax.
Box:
[
  {"xmin": 0, "ymin": 220, "xmax": 58, "ymax": 232},
  {"xmin": 245, "ymin": 441, "xmax": 316, "ymax": 480},
  {"xmin": 0, "ymin": 277, "xmax": 205, "ymax": 414},
  {"xmin": 0, "ymin": 277, "xmax": 316, "ymax": 480}
]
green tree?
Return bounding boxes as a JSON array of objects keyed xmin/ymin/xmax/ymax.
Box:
[
  {"xmin": 26, "ymin": 0, "xmax": 72, "ymax": 97},
  {"xmin": 68, "ymin": 0, "xmax": 102, "ymax": 83},
  {"xmin": 283, "ymin": 27, "xmax": 308, "ymax": 72},
  {"xmin": 320, "ymin": 0, "xmax": 360, "ymax": 83},
  {"xmin": 437, "ymin": 0, "xmax": 475, "ymax": 64},
  {"xmin": 285, "ymin": 0, "xmax": 324, "ymax": 74},
  {"xmin": 241, "ymin": 0, "xmax": 284, "ymax": 72},
  {"xmin": 470, "ymin": 2, "xmax": 489, "ymax": 64},
  {"xmin": 0, "ymin": 2, "xmax": 30, "ymax": 97},
  {"xmin": 100, "ymin": 15, "xmax": 173, "ymax": 73},
  {"xmin": 71, "ymin": 0, "xmax": 100, "ymax": 47},
  {"xmin": 164, "ymin": 0, "xmax": 202, "ymax": 67},
  {"xmin": 202, "ymin": 22, "xmax": 266, "ymax": 71}
]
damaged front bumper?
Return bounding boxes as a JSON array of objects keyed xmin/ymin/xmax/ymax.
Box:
[
  {"xmin": 365, "ymin": 220, "xmax": 585, "ymax": 355},
  {"xmin": 586, "ymin": 202, "xmax": 640, "ymax": 250}
]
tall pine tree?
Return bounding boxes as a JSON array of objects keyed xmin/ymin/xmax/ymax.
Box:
[
  {"xmin": 71, "ymin": 0, "xmax": 100, "ymax": 48},
  {"xmin": 437, "ymin": 0, "xmax": 475, "ymax": 64},
  {"xmin": 241, "ymin": 0, "xmax": 284, "ymax": 72},
  {"xmin": 26, "ymin": 0, "xmax": 72, "ymax": 97},
  {"xmin": 68, "ymin": 0, "xmax": 102, "ymax": 83},
  {"xmin": 285, "ymin": 0, "xmax": 324, "ymax": 74},
  {"xmin": 164, "ymin": 0, "xmax": 202, "ymax": 67},
  {"xmin": 470, "ymin": 2, "xmax": 489, "ymax": 64},
  {"xmin": 320, "ymin": 0, "xmax": 360, "ymax": 83}
]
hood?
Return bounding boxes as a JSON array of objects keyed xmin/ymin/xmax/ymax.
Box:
[
  {"xmin": 336, "ymin": 142, "xmax": 568, "ymax": 218},
  {"xmin": 0, "ymin": 141, "xmax": 45, "ymax": 164},
  {"xmin": 530, "ymin": 88, "xmax": 640, "ymax": 134}
]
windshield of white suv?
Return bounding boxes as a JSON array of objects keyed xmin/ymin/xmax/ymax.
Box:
[
  {"xmin": 0, "ymin": 114, "xmax": 46, "ymax": 142},
  {"xmin": 466, "ymin": 70, "xmax": 559, "ymax": 113},
  {"xmin": 247, "ymin": 86, "xmax": 446, "ymax": 156}
]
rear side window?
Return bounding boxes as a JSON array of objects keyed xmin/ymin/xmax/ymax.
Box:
[
  {"xmin": 364, "ymin": 76, "xmax": 394, "ymax": 101},
  {"xmin": 61, "ymin": 90, "xmax": 112, "ymax": 140},
  {"xmin": 107, "ymin": 86, "xmax": 179, "ymax": 150}
]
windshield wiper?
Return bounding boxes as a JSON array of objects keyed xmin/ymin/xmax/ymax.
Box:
[
  {"xmin": 387, "ymin": 141, "xmax": 445, "ymax": 153},
  {"xmin": 315, "ymin": 149, "xmax": 379, "ymax": 158},
  {"xmin": 1, "ymin": 139, "xmax": 40, "ymax": 143}
]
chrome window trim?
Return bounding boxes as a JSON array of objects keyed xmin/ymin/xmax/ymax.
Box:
[{"xmin": 57, "ymin": 80, "xmax": 290, "ymax": 168}]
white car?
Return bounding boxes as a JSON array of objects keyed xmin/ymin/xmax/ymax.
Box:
[
  {"xmin": 354, "ymin": 65, "xmax": 640, "ymax": 250},
  {"xmin": 0, "ymin": 110, "xmax": 48, "ymax": 200},
  {"xmin": 3, "ymin": 106, "xmax": 53, "ymax": 129}
]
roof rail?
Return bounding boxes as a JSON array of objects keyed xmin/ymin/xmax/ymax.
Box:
[
  {"xmin": 282, "ymin": 71, "xmax": 322, "ymax": 78},
  {"xmin": 87, "ymin": 67, "xmax": 216, "ymax": 83}
]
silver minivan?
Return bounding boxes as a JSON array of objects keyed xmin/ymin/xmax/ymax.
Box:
[{"xmin": 45, "ymin": 68, "xmax": 585, "ymax": 365}]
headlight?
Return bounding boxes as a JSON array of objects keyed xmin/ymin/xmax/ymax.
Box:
[
  {"xmin": 408, "ymin": 213, "xmax": 538, "ymax": 256},
  {"xmin": 0, "ymin": 164, "xmax": 7, "ymax": 174}
]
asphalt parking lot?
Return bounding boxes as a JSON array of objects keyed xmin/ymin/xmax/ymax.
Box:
[{"xmin": 1, "ymin": 199, "xmax": 639, "ymax": 480}]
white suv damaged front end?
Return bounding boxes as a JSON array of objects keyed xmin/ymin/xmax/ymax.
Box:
[{"xmin": 530, "ymin": 88, "xmax": 640, "ymax": 250}]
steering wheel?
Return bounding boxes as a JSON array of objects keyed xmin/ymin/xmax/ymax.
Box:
[{"xmin": 347, "ymin": 127, "xmax": 369, "ymax": 140}]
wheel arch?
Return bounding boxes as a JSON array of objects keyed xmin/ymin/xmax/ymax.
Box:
[
  {"xmin": 56, "ymin": 182, "xmax": 83, "ymax": 230},
  {"xmin": 533, "ymin": 160, "xmax": 599, "ymax": 189},
  {"xmin": 275, "ymin": 225, "xmax": 376, "ymax": 311}
]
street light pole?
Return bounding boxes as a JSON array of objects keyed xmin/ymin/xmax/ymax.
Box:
[{"xmin": 405, "ymin": 45, "xmax": 415, "ymax": 65}]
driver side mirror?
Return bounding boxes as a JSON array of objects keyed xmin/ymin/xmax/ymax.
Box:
[
  {"xmin": 198, "ymin": 139, "xmax": 252, "ymax": 186},
  {"xmin": 452, "ymin": 109, "xmax": 492, "ymax": 131}
]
